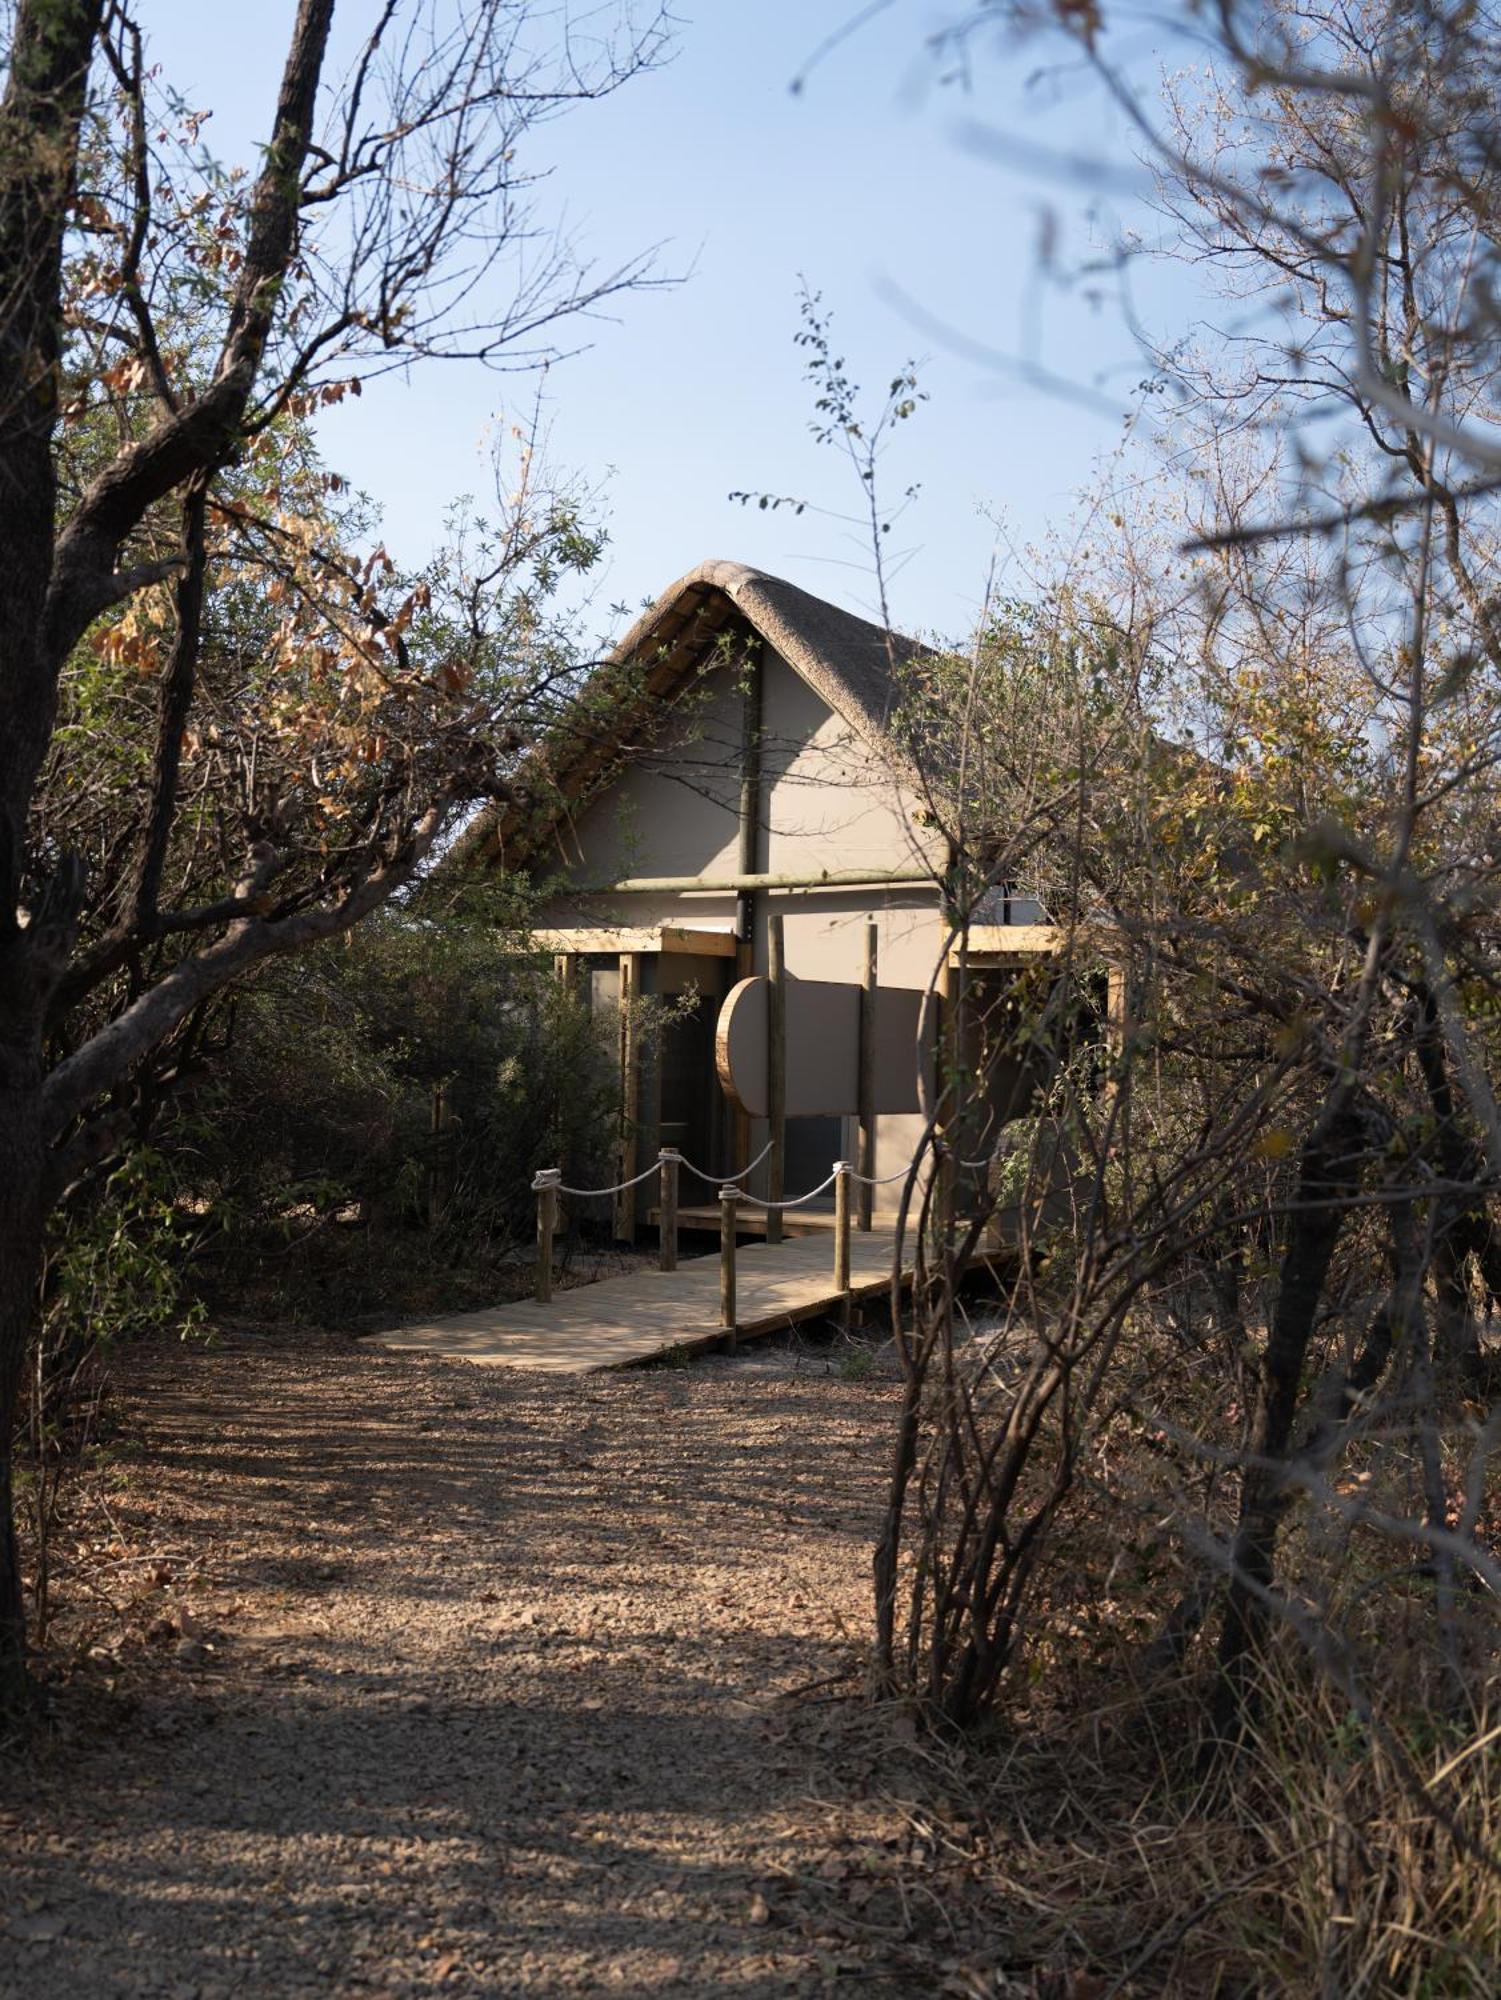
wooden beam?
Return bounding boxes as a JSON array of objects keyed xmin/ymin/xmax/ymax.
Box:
[
  {"xmin": 720, "ymin": 1187, "xmax": 738, "ymax": 1340},
  {"xmin": 534, "ymin": 1173, "xmax": 558, "ymax": 1303},
  {"xmin": 934, "ymin": 952, "xmax": 957, "ymax": 1264},
  {"xmin": 530, "ymin": 925, "xmax": 737, "ymax": 958},
  {"xmin": 834, "ymin": 1163, "xmax": 852, "ymax": 1329},
  {"xmin": 766, "ymin": 911, "xmax": 786, "ymax": 1246},
  {"xmin": 735, "ymin": 637, "xmax": 764, "ymax": 935},
  {"xmin": 952, "ymin": 924, "xmax": 1060, "ymax": 960},
  {"xmin": 857, "ymin": 919, "xmax": 877, "ymax": 1231},
  {"xmin": 579, "ymin": 866, "xmax": 935, "ymax": 895},
  {"xmin": 733, "ymin": 641, "xmax": 764, "ymax": 1175},
  {"xmin": 614, "ymin": 953, "xmax": 641, "ymax": 1243},
  {"xmin": 659, "ymin": 1150, "xmax": 679, "ymax": 1272}
]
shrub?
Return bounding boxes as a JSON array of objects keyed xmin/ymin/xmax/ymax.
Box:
[{"xmin": 176, "ymin": 899, "xmax": 621, "ymax": 1319}]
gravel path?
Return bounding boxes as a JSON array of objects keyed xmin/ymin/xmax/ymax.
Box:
[{"xmin": 3, "ymin": 1331, "xmax": 960, "ymax": 1998}]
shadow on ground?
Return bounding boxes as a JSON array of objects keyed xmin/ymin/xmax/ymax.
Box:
[{"xmin": 5, "ymin": 1328, "xmax": 948, "ymax": 1999}]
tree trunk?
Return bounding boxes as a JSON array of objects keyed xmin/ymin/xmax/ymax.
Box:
[
  {"xmin": 1409, "ymin": 989, "xmax": 1492, "ymax": 1377},
  {"xmin": 0, "ymin": 987, "xmax": 47, "ymax": 1716},
  {"xmin": 0, "ymin": 0, "xmax": 105, "ymax": 1721},
  {"xmin": 1212, "ymin": 1095, "xmax": 1362, "ymax": 1746}
]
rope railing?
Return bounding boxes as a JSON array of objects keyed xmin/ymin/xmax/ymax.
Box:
[
  {"xmin": 530, "ymin": 1160, "xmax": 662, "ymax": 1200},
  {"xmin": 530, "ymin": 1137, "xmax": 776, "ymax": 1203},
  {"xmin": 674, "ymin": 1137, "xmax": 774, "ymax": 1187},
  {"xmin": 530, "ymin": 1146, "xmax": 946, "ymax": 1330},
  {"xmin": 714, "ymin": 1166, "xmax": 842, "ymax": 1211},
  {"xmin": 712, "ymin": 1161, "xmax": 858, "ymax": 1344},
  {"xmin": 530, "ymin": 1160, "xmax": 673, "ymax": 1300}
]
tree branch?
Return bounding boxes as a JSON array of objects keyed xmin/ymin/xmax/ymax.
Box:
[
  {"xmin": 42, "ymin": 0, "xmax": 336, "ymax": 671},
  {"xmin": 41, "ymin": 802, "xmax": 448, "ymax": 1142}
]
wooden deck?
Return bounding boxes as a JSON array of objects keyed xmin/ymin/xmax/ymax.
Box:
[{"xmin": 365, "ymin": 1228, "xmax": 907, "ymax": 1375}]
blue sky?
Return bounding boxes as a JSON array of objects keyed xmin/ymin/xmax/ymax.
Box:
[{"xmin": 140, "ymin": 2, "xmax": 1204, "ymax": 644}]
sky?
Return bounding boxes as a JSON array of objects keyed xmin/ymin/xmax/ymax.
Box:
[{"xmin": 138, "ymin": 1, "xmax": 1207, "ymax": 646}]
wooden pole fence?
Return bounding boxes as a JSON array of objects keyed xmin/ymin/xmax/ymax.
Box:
[
  {"xmin": 719, "ymin": 1185, "xmax": 739, "ymax": 1345},
  {"xmin": 532, "ymin": 1169, "xmax": 561, "ymax": 1303},
  {"xmin": 658, "ymin": 1148, "xmax": 680, "ymax": 1272},
  {"xmin": 766, "ymin": 911, "xmax": 786, "ymax": 1245},
  {"xmin": 833, "ymin": 1160, "xmax": 852, "ymax": 1329},
  {"xmin": 858, "ymin": 920, "xmax": 877, "ymax": 1232},
  {"xmin": 614, "ymin": 952, "xmax": 641, "ymax": 1245}
]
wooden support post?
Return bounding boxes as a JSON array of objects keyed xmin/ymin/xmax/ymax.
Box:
[
  {"xmin": 766, "ymin": 911, "xmax": 786, "ymax": 1245},
  {"xmin": 551, "ymin": 958, "xmax": 580, "ymax": 1203},
  {"xmin": 614, "ymin": 952, "xmax": 640, "ymax": 1243},
  {"xmin": 733, "ymin": 640, "xmax": 764, "ymax": 1178},
  {"xmin": 937, "ymin": 952, "xmax": 958, "ymax": 1120},
  {"xmin": 719, "ymin": 1185, "xmax": 739, "ymax": 1344},
  {"xmin": 833, "ymin": 1160, "xmax": 852, "ymax": 1329},
  {"xmin": 658, "ymin": 1148, "xmax": 680, "ymax": 1272},
  {"xmin": 857, "ymin": 919, "xmax": 878, "ymax": 1231},
  {"xmin": 931, "ymin": 949, "xmax": 959, "ymax": 1265},
  {"xmin": 533, "ymin": 1169, "xmax": 560, "ymax": 1303}
]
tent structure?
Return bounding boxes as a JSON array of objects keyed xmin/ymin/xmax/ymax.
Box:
[{"xmin": 462, "ymin": 559, "xmax": 1058, "ymax": 1237}]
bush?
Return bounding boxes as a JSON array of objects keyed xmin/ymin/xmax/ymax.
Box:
[
  {"xmin": 176, "ymin": 899, "xmax": 621, "ymax": 1320},
  {"xmin": 18, "ymin": 1152, "xmax": 207, "ymax": 1646}
]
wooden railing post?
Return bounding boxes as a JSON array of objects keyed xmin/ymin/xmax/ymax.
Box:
[
  {"xmin": 658, "ymin": 1148, "xmax": 680, "ymax": 1272},
  {"xmin": 766, "ymin": 911, "xmax": 786, "ymax": 1245},
  {"xmin": 719, "ymin": 1185, "xmax": 739, "ymax": 1346},
  {"xmin": 833, "ymin": 1160, "xmax": 852, "ymax": 1330},
  {"xmin": 532, "ymin": 1168, "xmax": 560, "ymax": 1303},
  {"xmin": 858, "ymin": 920, "xmax": 877, "ymax": 1231},
  {"xmin": 614, "ymin": 952, "xmax": 641, "ymax": 1245}
]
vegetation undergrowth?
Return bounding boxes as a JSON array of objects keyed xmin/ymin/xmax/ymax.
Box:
[
  {"xmin": 915, "ymin": 1652, "xmax": 1501, "ymax": 1998},
  {"xmin": 874, "ymin": 1291, "xmax": 1501, "ymax": 1997},
  {"xmin": 172, "ymin": 891, "xmax": 624, "ymax": 1327}
]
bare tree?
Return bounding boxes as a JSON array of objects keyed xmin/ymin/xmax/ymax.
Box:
[
  {"xmin": 820, "ymin": 0, "xmax": 1498, "ymax": 1738},
  {"xmin": 0, "ymin": 0, "xmax": 666, "ymax": 1713}
]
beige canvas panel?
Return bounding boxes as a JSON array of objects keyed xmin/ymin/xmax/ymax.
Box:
[{"xmin": 715, "ymin": 975, "xmax": 924, "ymax": 1118}]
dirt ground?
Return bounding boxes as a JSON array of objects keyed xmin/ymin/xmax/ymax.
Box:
[{"xmin": 2, "ymin": 1328, "xmax": 992, "ymax": 1999}]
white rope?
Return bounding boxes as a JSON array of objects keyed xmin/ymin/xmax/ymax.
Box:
[
  {"xmin": 718, "ymin": 1166, "xmax": 843, "ymax": 1211},
  {"xmin": 530, "ymin": 1159, "xmax": 662, "ymax": 1199},
  {"xmin": 536, "ymin": 1145, "xmax": 930, "ymax": 1205},
  {"xmin": 674, "ymin": 1137, "xmax": 774, "ymax": 1186}
]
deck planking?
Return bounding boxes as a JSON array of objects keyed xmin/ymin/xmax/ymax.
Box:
[{"xmin": 365, "ymin": 1228, "xmax": 906, "ymax": 1374}]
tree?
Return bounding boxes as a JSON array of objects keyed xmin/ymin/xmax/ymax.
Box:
[
  {"xmin": 0, "ymin": 0, "xmax": 665, "ymax": 1711},
  {"xmin": 847, "ymin": 0, "xmax": 1501, "ymax": 1756},
  {"xmin": 1087, "ymin": 0, "xmax": 1501, "ymax": 1735}
]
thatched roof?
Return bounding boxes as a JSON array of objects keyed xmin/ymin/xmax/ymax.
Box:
[{"xmin": 454, "ymin": 558, "xmax": 929, "ymax": 872}]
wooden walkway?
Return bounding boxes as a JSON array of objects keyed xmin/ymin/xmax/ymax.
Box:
[{"xmin": 365, "ymin": 1228, "xmax": 906, "ymax": 1375}]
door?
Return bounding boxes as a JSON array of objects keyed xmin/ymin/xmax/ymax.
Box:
[
  {"xmin": 654, "ymin": 952, "xmax": 731, "ymax": 1191},
  {"xmin": 783, "ymin": 1114, "xmax": 844, "ymax": 1209}
]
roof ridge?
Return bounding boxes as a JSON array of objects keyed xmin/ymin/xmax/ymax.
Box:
[{"xmin": 452, "ymin": 557, "xmax": 928, "ymax": 870}]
